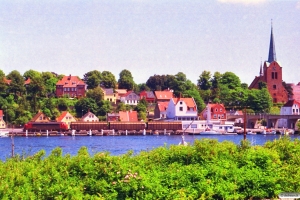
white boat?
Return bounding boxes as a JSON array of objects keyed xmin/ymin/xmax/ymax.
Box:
[
  {"xmin": 178, "ymin": 135, "xmax": 188, "ymax": 146},
  {"xmin": 200, "ymin": 128, "xmax": 221, "ymax": 135},
  {"xmin": 0, "ymin": 131, "xmax": 9, "ymax": 137}
]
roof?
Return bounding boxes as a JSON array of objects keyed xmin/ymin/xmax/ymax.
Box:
[
  {"xmin": 115, "ymin": 89, "xmax": 127, "ymax": 94},
  {"xmin": 154, "ymin": 91, "xmax": 173, "ymax": 100},
  {"xmin": 102, "ymin": 88, "xmax": 114, "ymax": 95},
  {"xmin": 24, "ymin": 78, "xmax": 31, "ymax": 85},
  {"xmin": 140, "ymin": 91, "xmax": 155, "ymax": 98},
  {"xmin": 283, "ymin": 100, "xmax": 300, "ymax": 107},
  {"xmin": 119, "ymin": 111, "xmax": 138, "ymax": 121},
  {"xmin": 207, "ymin": 103, "xmax": 225, "ymax": 109},
  {"xmin": 56, "ymin": 111, "xmax": 69, "ymax": 122},
  {"xmin": 123, "ymin": 91, "xmax": 140, "ymax": 100},
  {"xmin": 107, "ymin": 113, "xmax": 120, "ymax": 117},
  {"xmin": 30, "ymin": 111, "xmax": 49, "ymax": 122},
  {"xmin": 0, "ymin": 110, "xmax": 3, "ymax": 117},
  {"xmin": 82, "ymin": 111, "xmax": 97, "ymax": 119},
  {"xmin": 171, "ymin": 98, "xmax": 196, "ymax": 108},
  {"xmin": 157, "ymin": 102, "xmax": 169, "ymax": 112},
  {"xmin": 56, "ymin": 75, "xmax": 85, "ymax": 87}
]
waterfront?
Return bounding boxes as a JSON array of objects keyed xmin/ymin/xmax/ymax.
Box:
[{"xmin": 0, "ymin": 134, "xmax": 299, "ymax": 161}]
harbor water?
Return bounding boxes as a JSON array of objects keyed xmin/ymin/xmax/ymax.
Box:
[{"xmin": 0, "ymin": 134, "xmax": 299, "ymax": 161}]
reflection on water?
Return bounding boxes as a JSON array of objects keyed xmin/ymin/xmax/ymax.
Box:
[{"xmin": 0, "ymin": 134, "xmax": 298, "ymax": 161}]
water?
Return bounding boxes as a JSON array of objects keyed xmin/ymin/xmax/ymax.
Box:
[{"xmin": 0, "ymin": 134, "xmax": 298, "ymax": 161}]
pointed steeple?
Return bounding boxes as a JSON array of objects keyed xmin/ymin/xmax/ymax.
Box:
[
  {"xmin": 259, "ymin": 59, "xmax": 263, "ymax": 76},
  {"xmin": 268, "ymin": 20, "xmax": 276, "ymax": 63}
]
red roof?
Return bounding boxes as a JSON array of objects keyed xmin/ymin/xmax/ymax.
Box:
[
  {"xmin": 56, "ymin": 75, "xmax": 85, "ymax": 87},
  {"xmin": 154, "ymin": 91, "xmax": 173, "ymax": 100},
  {"xmin": 0, "ymin": 110, "xmax": 3, "ymax": 117},
  {"xmin": 119, "ymin": 111, "xmax": 138, "ymax": 122},
  {"xmin": 157, "ymin": 102, "xmax": 169, "ymax": 112},
  {"xmin": 283, "ymin": 100, "xmax": 300, "ymax": 107},
  {"xmin": 56, "ymin": 111, "xmax": 68, "ymax": 122},
  {"xmin": 172, "ymin": 98, "xmax": 196, "ymax": 108}
]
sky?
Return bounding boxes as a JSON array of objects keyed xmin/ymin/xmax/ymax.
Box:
[{"xmin": 1, "ymin": 0, "xmax": 300, "ymax": 86}]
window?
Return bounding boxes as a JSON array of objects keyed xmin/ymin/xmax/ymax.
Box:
[
  {"xmin": 213, "ymin": 114, "xmax": 217, "ymax": 118},
  {"xmin": 275, "ymin": 72, "xmax": 278, "ymax": 79},
  {"xmin": 180, "ymin": 102, "xmax": 182, "ymax": 104},
  {"xmin": 220, "ymin": 108, "xmax": 223, "ymax": 112},
  {"xmin": 179, "ymin": 107, "xmax": 183, "ymax": 111},
  {"xmin": 215, "ymin": 108, "xmax": 218, "ymax": 112},
  {"xmin": 273, "ymin": 85, "xmax": 276, "ymax": 89},
  {"xmin": 221, "ymin": 114, "xmax": 224, "ymax": 118}
]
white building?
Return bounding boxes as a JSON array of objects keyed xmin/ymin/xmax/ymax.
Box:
[{"xmin": 166, "ymin": 97, "xmax": 198, "ymax": 121}]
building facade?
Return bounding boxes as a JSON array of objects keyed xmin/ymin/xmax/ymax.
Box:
[
  {"xmin": 56, "ymin": 75, "xmax": 86, "ymax": 98},
  {"xmin": 249, "ymin": 25, "xmax": 288, "ymax": 104}
]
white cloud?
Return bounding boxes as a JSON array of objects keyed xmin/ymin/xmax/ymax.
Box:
[{"xmin": 218, "ymin": 0, "xmax": 268, "ymax": 5}]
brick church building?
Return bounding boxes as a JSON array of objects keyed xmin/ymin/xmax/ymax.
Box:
[{"xmin": 249, "ymin": 24, "xmax": 288, "ymax": 104}]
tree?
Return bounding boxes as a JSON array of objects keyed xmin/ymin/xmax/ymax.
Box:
[
  {"xmin": 75, "ymin": 98, "xmax": 98, "ymax": 116},
  {"xmin": 118, "ymin": 69, "xmax": 135, "ymax": 90},
  {"xmin": 86, "ymin": 87, "xmax": 104, "ymax": 103},
  {"xmin": 101, "ymin": 71, "xmax": 117, "ymax": 88},
  {"xmin": 97, "ymin": 100, "xmax": 112, "ymax": 116},
  {"xmin": 26, "ymin": 74, "xmax": 46, "ymax": 112},
  {"xmin": 42, "ymin": 72, "xmax": 59, "ymax": 97},
  {"xmin": 219, "ymin": 72, "xmax": 241, "ymax": 89},
  {"xmin": 84, "ymin": 70, "xmax": 102, "ymax": 89},
  {"xmin": 198, "ymin": 70, "xmax": 212, "ymax": 90},
  {"xmin": 0, "ymin": 70, "xmax": 7, "ymax": 93},
  {"xmin": 7, "ymin": 70, "xmax": 26, "ymax": 99}
]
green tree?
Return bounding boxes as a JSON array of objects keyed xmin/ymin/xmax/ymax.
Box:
[
  {"xmin": 42, "ymin": 72, "xmax": 59, "ymax": 97},
  {"xmin": 75, "ymin": 98, "xmax": 98, "ymax": 116},
  {"xmin": 101, "ymin": 71, "xmax": 117, "ymax": 88},
  {"xmin": 7, "ymin": 70, "xmax": 26, "ymax": 99},
  {"xmin": 0, "ymin": 70, "xmax": 7, "ymax": 93},
  {"xmin": 84, "ymin": 70, "xmax": 102, "ymax": 89},
  {"xmin": 197, "ymin": 70, "xmax": 212, "ymax": 90},
  {"xmin": 97, "ymin": 100, "xmax": 112, "ymax": 116},
  {"xmin": 26, "ymin": 74, "xmax": 46, "ymax": 112},
  {"xmin": 219, "ymin": 71, "xmax": 241, "ymax": 89},
  {"xmin": 86, "ymin": 87, "xmax": 104, "ymax": 103},
  {"xmin": 118, "ymin": 69, "xmax": 135, "ymax": 90}
]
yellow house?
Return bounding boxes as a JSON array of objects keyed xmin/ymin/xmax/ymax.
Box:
[
  {"xmin": 56, "ymin": 111, "xmax": 76, "ymax": 129},
  {"xmin": 30, "ymin": 111, "xmax": 50, "ymax": 122},
  {"xmin": 101, "ymin": 88, "xmax": 117, "ymax": 104}
]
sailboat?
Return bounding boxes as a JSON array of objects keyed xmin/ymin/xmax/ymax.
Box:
[{"xmin": 178, "ymin": 135, "xmax": 188, "ymax": 146}]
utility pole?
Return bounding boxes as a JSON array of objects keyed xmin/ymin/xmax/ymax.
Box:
[{"xmin": 243, "ymin": 108, "xmax": 247, "ymax": 140}]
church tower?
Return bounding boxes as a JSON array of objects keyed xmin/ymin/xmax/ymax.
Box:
[{"xmin": 249, "ymin": 23, "xmax": 288, "ymax": 104}]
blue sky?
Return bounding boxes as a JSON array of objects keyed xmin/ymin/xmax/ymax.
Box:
[{"xmin": 1, "ymin": 0, "xmax": 300, "ymax": 85}]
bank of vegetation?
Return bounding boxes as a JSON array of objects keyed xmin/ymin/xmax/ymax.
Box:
[{"xmin": 0, "ymin": 136, "xmax": 299, "ymax": 199}]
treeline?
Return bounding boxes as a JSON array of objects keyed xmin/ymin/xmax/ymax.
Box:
[
  {"xmin": 0, "ymin": 68, "xmax": 281, "ymax": 126},
  {"xmin": 0, "ymin": 137, "xmax": 299, "ymax": 199}
]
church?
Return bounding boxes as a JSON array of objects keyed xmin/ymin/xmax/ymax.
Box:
[{"xmin": 248, "ymin": 24, "xmax": 288, "ymax": 104}]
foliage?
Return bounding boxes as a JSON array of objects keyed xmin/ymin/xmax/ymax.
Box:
[
  {"xmin": 86, "ymin": 86, "xmax": 104, "ymax": 103},
  {"xmin": 101, "ymin": 71, "xmax": 117, "ymax": 89},
  {"xmin": 1, "ymin": 138, "xmax": 300, "ymax": 199},
  {"xmin": 84, "ymin": 70, "xmax": 102, "ymax": 89},
  {"xmin": 118, "ymin": 69, "xmax": 135, "ymax": 90}
]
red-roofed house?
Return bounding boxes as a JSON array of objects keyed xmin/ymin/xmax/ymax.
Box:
[
  {"xmin": 56, "ymin": 75, "xmax": 86, "ymax": 98},
  {"xmin": 56, "ymin": 111, "xmax": 76, "ymax": 129},
  {"xmin": 30, "ymin": 111, "xmax": 50, "ymax": 122},
  {"xmin": 154, "ymin": 101, "xmax": 169, "ymax": 119},
  {"xmin": 119, "ymin": 110, "xmax": 138, "ymax": 122},
  {"xmin": 154, "ymin": 90, "xmax": 174, "ymax": 102},
  {"xmin": 0, "ymin": 110, "xmax": 6, "ymax": 129},
  {"xmin": 107, "ymin": 113, "xmax": 120, "ymax": 122},
  {"xmin": 139, "ymin": 91, "xmax": 155, "ymax": 103},
  {"xmin": 199, "ymin": 103, "xmax": 227, "ymax": 122},
  {"xmin": 4, "ymin": 77, "xmax": 30, "ymax": 86},
  {"xmin": 166, "ymin": 97, "xmax": 198, "ymax": 121}
]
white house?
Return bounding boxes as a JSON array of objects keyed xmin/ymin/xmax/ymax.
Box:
[
  {"xmin": 166, "ymin": 97, "xmax": 198, "ymax": 121},
  {"xmin": 120, "ymin": 91, "xmax": 140, "ymax": 106},
  {"xmin": 278, "ymin": 100, "xmax": 300, "ymax": 128},
  {"xmin": 81, "ymin": 111, "xmax": 99, "ymax": 122}
]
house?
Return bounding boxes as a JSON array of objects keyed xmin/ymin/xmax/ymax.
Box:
[
  {"xmin": 107, "ymin": 113, "xmax": 120, "ymax": 122},
  {"xmin": 120, "ymin": 91, "xmax": 140, "ymax": 105},
  {"xmin": 30, "ymin": 111, "xmax": 50, "ymax": 122},
  {"xmin": 287, "ymin": 82, "xmax": 300, "ymax": 102},
  {"xmin": 56, "ymin": 74, "xmax": 86, "ymax": 98},
  {"xmin": 81, "ymin": 111, "xmax": 99, "ymax": 122},
  {"xmin": 278, "ymin": 100, "xmax": 300, "ymax": 128},
  {"xmin": 228, "ymin": 110, "xmax": 244, "ymax": 124},
  {"xmin": 115, "ymin": 89, "xmax": 127, "ymax": 102},
  {"xmin": 101, "ymin": 88, "xmax": 117, "ymax": 104},
  {"xmin": 56, "ymin": 111, "xmax": 76, "ymax": 129},
  {"xmin": 166, "ymin": 97, "xmax": 198, "ymax": 121},
  {"xmin": 139, "ymin": 91, "xmax": 155, "ymax": 103},
  {"xmin": 199, "ymin": 103, "xmax": 227, "ymax": 122},
  {"xmin": 154, "ymin": 101, "xmax": 169, "ymax": 119},
  {"xmin": 3, "ymin": 77, "xmax": 30, "ymax": 86},
  {"xmin": 248, "ymin": 24, "xmax": 288, "ymax": 104},
  {"xmin": 154, "ymin": 90, "xmax": 174, "ymax": 102},
  {"xmin": 0, "ymin": 110, "xmax": 6, "ymax": 129},
  {"xmin": 119, "ymin": 110, "xmax": 138, "ymax": 122}
]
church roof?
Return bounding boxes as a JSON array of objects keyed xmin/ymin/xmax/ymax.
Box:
[{"xmin": 268, "ymin": 23, "xmax": 277, "ymax": 63}]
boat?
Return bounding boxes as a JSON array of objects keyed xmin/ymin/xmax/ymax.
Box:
[
  {"xmin": 199, "ymin": 127, "xmax": 221, "ymax": 135},
  {"xmin": 178, "ymin": 135, "xmax": 188, "ymax": 146},
  {"xmin": 262, "ymin": 129, "xmax": 276, "ymax": 135},
  {"xmin": 0, "ymin": 131, "xmax": 9, "ymax": 137}
]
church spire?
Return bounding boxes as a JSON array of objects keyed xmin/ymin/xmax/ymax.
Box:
[
  {"xmin": 259, "ymin": 59, "xmax": 263, "ymax": 76},
  {"xmin": 268, "ymin": 20, "xmax": 276, "ymax": 63}
]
